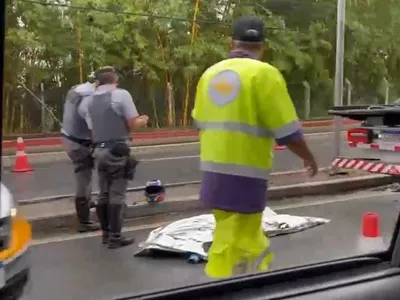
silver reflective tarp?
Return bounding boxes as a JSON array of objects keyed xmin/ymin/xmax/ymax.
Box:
[{"xmin": 135, "ymin": 207, "xmax": 330, "ymax": 260}]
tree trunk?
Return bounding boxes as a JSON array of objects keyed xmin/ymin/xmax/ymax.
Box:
[
  {"xmin": 77, "ymin": 20, "xmax": 83, "ymax": 83},
  {"xmin": 3, "ymin": 89, "xmax": 10, "ymax": 133},
  {"xmin": 166, "ymin": 76, "xmax": 175, "ymax": 126},
  {"xmin": 10, "ymin": 94, "xmax": 16, "ymax": 133},
  {"xmin": 19, "ymin": 103, "xmax": 24, "ymax": 133},
  {"xmin": 182, "ymin": 0, "xmax": 201, "ymax": 127},
  {"xmin": 156, "ymin": 29, "xmax": 175, "ymax": 127}
]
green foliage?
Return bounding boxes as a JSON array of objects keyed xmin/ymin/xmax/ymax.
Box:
[{"xmin": 4, "ymin": 0, "xmax": 400, "ymax": 133}]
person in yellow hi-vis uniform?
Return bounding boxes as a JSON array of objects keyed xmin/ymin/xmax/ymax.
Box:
[{"xmin": 192, "ymin": 16, "xmax": 318, "ymax": 279}]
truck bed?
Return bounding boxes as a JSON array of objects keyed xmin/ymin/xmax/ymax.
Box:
[
  {"xmin": 329, "ymin": 105, "xmax": 400, "ymax": 174},
  {"xmin": 329, "ymin": 105, "xmax": 400, "ymax": 125}
]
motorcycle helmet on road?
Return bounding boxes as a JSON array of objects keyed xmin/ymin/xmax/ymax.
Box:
[{"xmin": 145, "ymin": 180, "xmax": 166, "ymax": 203}]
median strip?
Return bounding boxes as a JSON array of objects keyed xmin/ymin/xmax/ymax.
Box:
[{"xmin": 20, "ymin": 168, "xmax": 394, "ymax": 237}]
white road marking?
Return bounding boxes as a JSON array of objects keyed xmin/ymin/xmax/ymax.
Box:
[
  {"xmin": 134, "ymin": 142, "xmax": 199, "ymax": 150},
  {"xmin": 31, "ymin": 222, "xmax": 173, "ymax": 246},
  {"xmin": 271, "ymin": 190, "xmax": 394, "ymax": 211},
  {"xmin": 304, "ymin": 131, "xmax": 344, "ymax": 137},
  {"xmin": 138, "ymin": 132, "xmax": 342, "ymax": 162},
  {"xmin": 32, "ymin": 190, "xmax": 393, "ymax": 246},
  {"xmin": 141, "ymin": 155, "xmax": 199, "ymax": 162},
  {"xmin": 136, "ymin": 131, "xmax": 340, "ymax": 152},
  {"xmin": 17, "ymin": 142, "xmax": 200, "ymax": 158},
  {"xmin": 5, "ymin": 131, "xmax": 342, "ymax": 163}
]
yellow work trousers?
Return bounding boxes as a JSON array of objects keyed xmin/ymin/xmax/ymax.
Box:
[{"xmin": 205, "ymin": 209, "xmax": 274, "ymax": 279}]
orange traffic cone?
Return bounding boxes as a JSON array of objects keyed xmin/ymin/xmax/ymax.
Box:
[
  {"xmin": 12, "ymin": 137, "xmax": 33, "ymax": 173},
  {"xmin": 274, "ymin": 145, "xmax": 286, "ymax": 150}
]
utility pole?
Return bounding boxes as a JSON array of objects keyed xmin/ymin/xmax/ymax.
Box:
[{"xmin": 332, "ymin": 0, "xmax": 346, "ymax": 173}]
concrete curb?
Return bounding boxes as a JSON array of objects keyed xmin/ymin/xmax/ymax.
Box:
[
  {"xmin": 28, "ymin": 174, "xmax": 394, "ymax": 235},
  {"xmin": 18, "ymin": 180, "xmax": 202, "ymax": 205},
  {"xmin": 15, "ymin": 168, "xmax": 332, "ymax": 205}
]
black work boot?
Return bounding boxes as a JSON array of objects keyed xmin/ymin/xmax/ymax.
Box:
[
  {"xmin": 95, "ymin": 203, "xmax": 109, "ymax": 244},
  {"xmin": 108, "ymin": 203, "xmax": 134, "ymax": 249},
  {"xmin": 75, "ymin": 197, "xmax": 100, "ymax": 233}
]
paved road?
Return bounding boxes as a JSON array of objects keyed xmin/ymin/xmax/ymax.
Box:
[
  {"xmin": 21, "ymin": 191, "xmax": 398, "ymax": 300},
  {"xmin": 2, "ymin": 133, "xmax": 344, "ymax": 200}
]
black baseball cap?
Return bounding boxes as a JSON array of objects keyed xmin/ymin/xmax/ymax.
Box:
[{"xmin": 232, "ymin": 16, "xmax": 265, "ymax": 43}]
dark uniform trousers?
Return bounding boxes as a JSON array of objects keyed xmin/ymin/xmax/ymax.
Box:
[
  {"xmin": 66, "ymin": 143, "xmax": 93, "ymax": 199},
  {"xmin": 95, "ymin": 148, "xmax": 128, "ymax": 205},
  {"xmin": 62, "ymin": 136, "xmax": 99, "ymax": 232},
  {"xmin": 93, "ymin": 143, "xmax": 136, "ymax": 249}
]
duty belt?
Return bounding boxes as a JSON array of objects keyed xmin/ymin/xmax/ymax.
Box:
[
  {"xmin": 92, "ymin": 139, "xmax": 127, "ymax": 149},
  {"xmin": 61, "ymin": 133, "xmax": 91, "ymax": 147}
]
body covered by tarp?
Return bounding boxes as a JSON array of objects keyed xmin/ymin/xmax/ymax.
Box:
[{"xmin": 135, "ymin": 207, "xmax": 330, "ymax": 260}]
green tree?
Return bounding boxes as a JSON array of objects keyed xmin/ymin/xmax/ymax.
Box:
[{"xmin": 4, "ymin": 0, "xmax": 400, "ymax": 133}]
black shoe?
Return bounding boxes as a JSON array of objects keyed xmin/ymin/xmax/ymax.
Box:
[
  {"xmin": 108, "ymin": 234, "xmax": 134, "ymax": 249},
  {"xmin": 77, "ymin": 221, "xmax": 100, "ymax": 233},
  {"xmin": 107, "ymin": 204, "xmax": 134, "ymax": 249},
  {"xmin": 75, "ymin": 197, "xmax": 100, "ymax": 233},
  {"xmin": 96, "ymin": 203, "xmax": 110, "ymax": 244}
]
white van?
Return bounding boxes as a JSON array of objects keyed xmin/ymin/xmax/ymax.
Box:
[{"xmin": 0, "ymin": 183, "xmax": 31, "ymax": 299}]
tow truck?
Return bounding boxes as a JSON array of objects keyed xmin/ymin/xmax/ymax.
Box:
[
  {"xmin": 0, "ymin": 184, "xmax": 31, "ymax": 300},
  {"xmin": 329, "ymin": 105, "xmax": 400, "ymax": 175}
]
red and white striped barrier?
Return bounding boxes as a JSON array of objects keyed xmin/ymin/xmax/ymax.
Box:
[{"xmin": 331, "ymin": 158, "xmax": 400, "ymax": 175}]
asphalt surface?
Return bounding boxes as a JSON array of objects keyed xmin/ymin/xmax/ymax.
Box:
[
  {"xmin": 21, "ymin": 191, "xmax": 399, "ymax": 300},
  {"xmin": 2, "ymin": 133, "xmax": 343, "ymax": 201}
]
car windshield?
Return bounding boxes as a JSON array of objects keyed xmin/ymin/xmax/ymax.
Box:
[{"xmin": 2, "ymin": 0, "xmax": 400, "ymax": 299}]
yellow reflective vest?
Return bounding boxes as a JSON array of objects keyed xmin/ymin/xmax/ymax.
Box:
[{"xmin": 192, "ymin": 58, "xmax": 300, "ymax": 180}]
